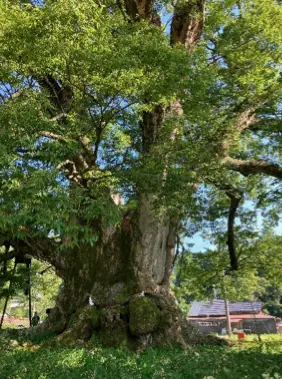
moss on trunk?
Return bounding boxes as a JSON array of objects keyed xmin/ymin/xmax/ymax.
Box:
[
  {"xmin": 22, "ymin": 198, "xmax": 225, "ymax": 350},
  {"xmin": 40, "ymin": 293, "xmax": 224, "ymax": 350},
  {"xmin": 129, "ymin": 297, "xmax": 160, "ymax": 335}
]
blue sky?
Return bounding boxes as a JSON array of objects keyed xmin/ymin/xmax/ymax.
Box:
[{"xmin": 189, "ymin": 211, "xmax": 282, "ymax": 252}]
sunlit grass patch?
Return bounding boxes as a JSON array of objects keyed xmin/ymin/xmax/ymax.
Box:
[{"xmin": 0, "ymin": 333, "xmax": 282, "ymax": 378}]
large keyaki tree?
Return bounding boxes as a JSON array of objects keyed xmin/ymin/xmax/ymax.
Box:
[{"xmin": 1, "ymin": 0, "xmax": 282, "ymax": 347}]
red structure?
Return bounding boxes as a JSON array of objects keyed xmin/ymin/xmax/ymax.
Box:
[{"xmin": 2, "ymin": 314, "xmax": 29, "ymax": 327}]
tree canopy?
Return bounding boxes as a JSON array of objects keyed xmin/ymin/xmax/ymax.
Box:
[{"xmin": 1, "ymin": 1, "xmax": 282, "ymax": 253}]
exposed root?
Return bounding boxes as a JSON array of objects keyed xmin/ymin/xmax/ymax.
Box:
[
  {"xmin": 35, "ymin": 293, "xmax": 228, "ymax": 350},
  {"xmin": 1, "ymin": 294, "xmax": 227, "ymax": 350}
]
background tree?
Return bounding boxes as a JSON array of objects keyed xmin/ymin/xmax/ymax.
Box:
[
  {"xmin": 174, "ymin": 203, "xmax": 282, "ymax": 316},
  {"xmin": 9, "ymin": 261, "xmax": 61, "ymax": 319},
  {"xmin": 0, "ymin": 255, "xmax": 61, "ymax": 324}
]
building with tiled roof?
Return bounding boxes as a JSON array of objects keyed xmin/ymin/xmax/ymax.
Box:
[{"xmin": 188, "ymin": 300, "xmax": 277, "ymax": 335}]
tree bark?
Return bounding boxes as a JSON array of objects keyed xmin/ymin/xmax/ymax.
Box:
[
  {"xmin": 222, "ymin": 156, "xmax": 282, "ymax": 179},
  {"xmin": 226, "ymin": 192, "xmax": 242, "ymax": 271},
  {"xmin": 29, "ymin": 195, "xmax": 212, "ymax": 349}
]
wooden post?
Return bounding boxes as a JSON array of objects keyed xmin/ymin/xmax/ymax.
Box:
[
  {"xmin": 27, "ymin": 262, "xmax": 32, "ymax": 327},
  {"xmin": 0, "ymin": 292, "xmax": 10, "ymax": 330},
  {"xmin": 0, "ymin": 262, "xmax": 17, "ymax": 330},
  {"xmin": 224, "ymin": 297, "xmax": 232, "ymax": 337}
]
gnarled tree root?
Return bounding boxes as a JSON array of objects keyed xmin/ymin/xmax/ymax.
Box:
[{"xmin": 27, "ymin": 294, "xmax": 229, "ymax": 350}]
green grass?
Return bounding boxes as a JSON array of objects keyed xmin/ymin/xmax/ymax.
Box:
[{"xmin": 0, "ymin": 335, "xmax": 282, "ymax": 379}]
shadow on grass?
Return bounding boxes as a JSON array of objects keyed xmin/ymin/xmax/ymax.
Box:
[{"xmin": 0, "ymin": 342, "xmax": 282, "ymax": 379}]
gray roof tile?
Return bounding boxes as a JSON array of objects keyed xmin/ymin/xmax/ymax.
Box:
[{"xmin": 189, "ymin": 299, "xmax": 261, "ymax": 317}]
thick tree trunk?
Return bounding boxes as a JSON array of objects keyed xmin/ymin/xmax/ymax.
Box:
[
  {"xmin": 0, "ymin": 0, "xmax": 229, "ymax": 350},
  {"xmin": 35, "ymin": 196, "xmax": 208, "ymax": 349},
  {"xmin": 22, "ymin": 2, "xmax": 211, "ymax": 347}
]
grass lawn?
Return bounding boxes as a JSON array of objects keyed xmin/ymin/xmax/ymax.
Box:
[{"xmin": 0, "ymin": 334, "xmax": 282, "ymax": 379}]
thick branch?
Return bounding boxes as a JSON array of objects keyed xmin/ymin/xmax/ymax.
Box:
[
  {"xmin": 141, "ymin": 104, "xmax": 164, "ymax": 152},
  {"xmin": 121, "ymin": 0, "xmax": 161, "ymax": 25},
  {"xmin": 171, "ymin": 0, "xmax": 205, "ymax": 48},
  {"xmin": 222, "ymin": 156, "xmax": 282, "ymax": 179},
  {"xmin": 38, "ymin": 74, "xmax": 97, "ymax": 172},
  {"xmin": 138, "ymin": 2, "xmax": 204, "ymax": 152},
  {"xmin": 172, "ymin": 234, "xmax": 181, "ymax": 266},
  {"xmin": 221, "ymin": 108, "xmax": 261, "ymax": 154},
  {"xmin": 39, "ymin": 131, "xmax": 68, "ymax": 142},
  {"xmin": 246, "ymin": 118, "xmax": 282, "ymax": 134},
  {"xmin": 233, "ymin": 108, "xmax": 260, "ymax": 133},
  {"xmin": 38, "ymin": 75, "xmax": 73, "ymax": 113},
  {"xmin": 226, "ymin": 191, "xmax": 242, "ymax": 271},
  {"xmin": 7, "ymin": 236, "xmax": 63, "ymax": 271},
  {"xmin": 10, "ymin": 90, "xmax": 24, "ymax": 101}
]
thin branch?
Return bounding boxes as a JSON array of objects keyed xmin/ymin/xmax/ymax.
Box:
[{"xmin": 39, "ymin": 265, "xmax": 53, "ymax": 275}]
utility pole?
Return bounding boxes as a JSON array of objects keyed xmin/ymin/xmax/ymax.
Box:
[
  {"xmin": 224, "ymin": 297, "xmax": 232, "ymax": 337},
  {"xmin": 222, "ymin": 266, "xmax": 232, "ymax": 337},
  {"xmin": 22, "ymin": 254, "xmax": 33, "ymax": 328}
]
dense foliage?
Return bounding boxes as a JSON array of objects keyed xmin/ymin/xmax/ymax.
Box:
[
  {"xmin": 174, "ymin": 229, "xmax": 282, "ymax": 312},
  {"xmin": 1, "ymin": 0, "xmax": 282, "ymax": 244}
]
